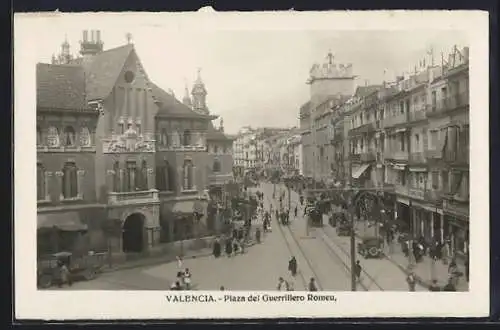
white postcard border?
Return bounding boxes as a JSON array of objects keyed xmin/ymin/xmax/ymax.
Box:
[{"xmin": 14, "ymin": 10, "xmax": 490, "ymax": 319}]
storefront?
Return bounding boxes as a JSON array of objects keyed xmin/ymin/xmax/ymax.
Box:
[{"xmin": 446, "ymin": 215, "xmax": 469, "ymax": 257}]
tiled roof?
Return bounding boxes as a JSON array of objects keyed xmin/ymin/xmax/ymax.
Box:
[
  {"xmin": 150, "ymin": 82, "xmax": 210, "ymax": 119},
  {"xmin": 206, "ymin": 122, "xmax": 233, "ymax": 141},
  {"xmin": 36, "ymin": 63, "xmax": 90, "ymax": 110},
  {"xmin": 71, "ymin": 44, "xmax": 134, "ymax": 101}
]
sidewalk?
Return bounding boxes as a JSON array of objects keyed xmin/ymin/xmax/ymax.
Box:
[
  {"xmin": 100, "ymin": 247, "xmax": 214, "ymax": 274},
  {"xmin": 354, "ymin": 222, "xmax": 469, "ymax": 291}
]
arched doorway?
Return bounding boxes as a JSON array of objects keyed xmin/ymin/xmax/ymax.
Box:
[{"xmin": 122, "ymin": 213, "xmax": 145, "ymax": 253}]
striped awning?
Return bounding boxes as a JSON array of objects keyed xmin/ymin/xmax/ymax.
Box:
[{"xmin": 37, "ymin": 212, "xmax": 88, "ymax": 231}]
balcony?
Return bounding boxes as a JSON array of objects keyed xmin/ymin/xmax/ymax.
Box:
[
  {"xmin": 385, "ymin": 150, "xmax": 409, "ymax": 161},
  {"xmin": 348, "ymin": 122, "xmax": 376, "ymax": 136},
  {"xmin": 443, "ymin": 199, "xmax": 469, "ymax": 220},
  {"xmin": 350, "ymin": 154, "xmax": 361, "ymax": 162},
  {"xmin": 408, "ymin": 188, "xmax": 425, "ymax": 200},
  {"xmin": 424, "ymin": 149, "xmax": 442, "ymax": 160},
  {"xmin": 208, "ymin": 173, "xmax": 233, "ymax": 186},
  {"xmin": 108, "ymin": 189, "xmax": 160, "ymax": 206},
  {"xmin": 395, "ymin": 184, "xmax": 408, "ymax": 196},
  {"xmin": 409, "ymin": 151, "xmax": 426, "ymax": 164},
  {"xmin": 408, "ymin": 109, "xmax": 426, "ymax": 122},
  {"xmin": 360, "ymin": 151, "xmax": 376, "ymax": 162},
  {"xmin": 383, "ymin": 113, "xmax": 408, "ymax": 128},
  {"xmin": 425, "ymin": 189, "xmax": 444, "ymax": 203},
  {"xmin": 426, "ymin": 91, "xmax": 469, "ymax": 117}
]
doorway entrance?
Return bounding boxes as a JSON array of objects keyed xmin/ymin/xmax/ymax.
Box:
[{"xmin": 122, "ymin": 213, "xmax": 145, "ymax": 253}]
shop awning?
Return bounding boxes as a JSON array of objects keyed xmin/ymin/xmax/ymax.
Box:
[
  {"xmin": 409, "ymin": 167, "xmax": 427, "ymax": 172},
  {"xmin": 352, "ymin": 164, "xmax": 370, "ymax": 179},
  {"xmin": 37, "ymin": 212, "xmax": 88, "ymax": 231},
  {"xmin": 393, "ymin": 164, "xmax": 406, "ymax": 171}
]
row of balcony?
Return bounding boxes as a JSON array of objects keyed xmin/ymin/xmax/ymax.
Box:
[
  {"xmin": 426, "ymin": 91, "xmax": 470, "ymax": 118},
  {"xmin": 347, "ymin": 148, "xmax": 468, "ymax": 166}
]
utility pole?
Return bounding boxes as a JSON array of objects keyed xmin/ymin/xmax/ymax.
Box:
[{"xmin": 348, "ymin": 140, "xmax": 357, "ymax": 291}]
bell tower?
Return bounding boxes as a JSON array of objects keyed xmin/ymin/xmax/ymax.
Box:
[
  {"xmin": 51, "ymin": 36, "xmax": 74, "ymax": 65},
  {"xmin": 191, "ymin": 68, "xmax": 209, "ymax": 115},
  {"xmin": 79, "ymin": 30, "xmax": 104, "ymax": 57}
]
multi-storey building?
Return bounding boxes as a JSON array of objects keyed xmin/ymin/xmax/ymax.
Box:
[
  {"xmin": 300, "ymin": 52, "xmax": 356, "ymax": 181},
  {"xmin": 232, "ymin": 126, "xmax": 258, "ymax": 176},
  {"xmin": 304, "ymin": 45, "xmax": 470, "ymax": 258},
  {"xmin": 37, "ymin": 30, "xmax": 234, "ymax": 257}
]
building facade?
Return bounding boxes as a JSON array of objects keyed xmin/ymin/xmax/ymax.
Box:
[
  {"xmin": 299, "ymin": 52, "xmax": 356, "ymax": 181},
  {"xmin": 301, "ymin": 46, "xmax": 470, "ymax": 258},
  {"xmin": 37, "ymin": 30, "xmax": 234, "ymax": 257}
]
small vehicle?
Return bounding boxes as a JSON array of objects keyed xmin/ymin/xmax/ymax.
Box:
[
  {"xmin": 357, "ymin": 237, "xmax": 384, "ymax": 259},
  {"xmin": 329, "ymin": 211, "xmax": 348, "ymax": 228},
  {"xmin": 37, "ymin": 251, "xmax": 107, "ymax": 288},
  {"xmin": 336, "ymin": 218, "xmax": 352, "ymax": 236}
]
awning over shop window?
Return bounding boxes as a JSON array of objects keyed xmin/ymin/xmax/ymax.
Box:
[
  {"xmin": 37, "ymin": 212, "xmax": 88, "ymax": 232},
  {"xmin": 393, "ymin": 164, "xmax": 406, "ymax": 171},
  {"xmin": 409, "ymin": 167, "xmax": 427, "ymax": 172},
  {"xmin": 352, "ymin": 164, "xmax": 370, "ymax": 179}
]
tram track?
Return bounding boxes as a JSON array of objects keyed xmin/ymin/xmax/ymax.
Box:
[
  {"xmin": 319, "ymin": 226, "xmax": 385, "ymax": 291},
  {"xmin": 264, "ymin": 194, "xmax": 324, "ymax": 291}
]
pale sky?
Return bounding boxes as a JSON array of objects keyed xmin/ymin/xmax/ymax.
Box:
[{"xmin": 31, "ymin": 13, "xmax": 468, "ymax": 134}]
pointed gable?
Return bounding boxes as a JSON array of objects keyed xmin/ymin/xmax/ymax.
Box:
[{"xmin": 71, "ymin": 44, "xmax": 134, "ymax": 101}]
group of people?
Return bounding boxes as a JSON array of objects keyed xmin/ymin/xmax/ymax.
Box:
[
  {"xmin": 170, "ymin": 266, "xmax": 192, "ymax": 290},
  {"xmin": 275, "ymin": 256, "xmax": 318, "ymax": 292}
]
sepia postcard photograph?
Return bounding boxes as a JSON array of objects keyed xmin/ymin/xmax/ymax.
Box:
[{"xmin": 14, "ymin": 10, "xmax": 490, "ymax": 320}]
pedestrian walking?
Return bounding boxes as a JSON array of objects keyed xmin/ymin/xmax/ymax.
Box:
[
  {"xmin": 429, "ymin": 279, "xmax": 441, "ymax": 291},
  {"xmin": 183, "ymin": 268, "xmax": 192, "ymax": 290},
  {"xmin": 277, "ymin": 277, "xmax": 286, "ymax": 291},
  {"xmin": 176, "ymin": 255, "xmax": 183, "ymax": 269},
  {"xmin": 58, "ymin": 261, "xmax": 72, "ymax": 288},
  {"xmin": 308, "ymin": 277, "xmax": 318, "ymax": 291},
  {"xmin": 225, "ymin": 239, "xmax": 233, "ymax": 257},
  {"xmin": 220, "ymin": 286, "xmax": 225, "ymax": 291},
  {"xmin": 443, "ymin": 279, "xmax": 457, "ymax": 291},
  {"xmin": 406, "ymin": 272, "xmax": 417, "ymax": 292},
  {"xmin": 255, "ymin": 228, "xmax": 261, "ymax": 243},
  {"xmin": 294, "ymin": 205, "xmax": 298, "ymax": 218},
  {"xmin": 288, "ymin": 256, "xmax": 297, "ymax": 277},
  {"xmin": 233, "ymin": 239, "xmax": 239, "ymax": 255},
  {"xmin": 213, "ymin": 238, "xmax": 221, "ymax": 258},
  {"xmin": 354, "ymin": 260, "xmax": 362, "ymax": 282},
  {"xmin": 176, "ymin": 271, "xmax": 184, "ymax": 289},
  {"xmin": 286, "ymin": 279, "xmax": 295, "ymax": 291}
]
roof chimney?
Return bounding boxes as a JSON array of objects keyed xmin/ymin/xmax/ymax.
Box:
[{"xmin": 80, "ymin": 29, "xmax": 104, "ymax": 57}]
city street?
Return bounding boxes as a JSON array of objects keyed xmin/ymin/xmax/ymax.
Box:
[{"xmin": 51, "ymin": 182, "xmax": 455, "ymax": 292}]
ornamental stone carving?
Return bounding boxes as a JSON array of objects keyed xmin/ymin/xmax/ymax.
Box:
[{"xmin": 103, "ymin": 129, "xmax": 155, "ymax": 153}]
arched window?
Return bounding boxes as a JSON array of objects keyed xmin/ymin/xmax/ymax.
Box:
[
  {"xmin": 183, "ymin": 159, "xmax": 194, "ymax": 190},
  {"xmin": 79, "ymin": 127, "xmax": 91, "ymax": 147},
  {"xmin": 140, "ymin": 160, "xmax": 148, "ymax": 190},
  {"xmin": 62, "ymin": 162, "xmax": 78, "ymax": 199},
  {"xmin": 37, "ymin": 163, "xmax": 45, "ymax": 200},
  {"xmin": 183, "ymin": 130, "xmax": 191, "ymax": 146},
  {"xmin": 113, "ymin": 161, "xmax": 120, "ymax": 192},
  {"xmin": 64, "ymin": 126, "xmax": 76, "ymax": 146},
  {"xmin": 213, "ymin": 159, "xmax": 221, "ymax": 173},
  {"xmin": 47, "ymin": 126, "xmax": 60, "ymax": 147},
  {"xmin": 36, "ymin": 126, "xmax": 42, "ymax": 146}
]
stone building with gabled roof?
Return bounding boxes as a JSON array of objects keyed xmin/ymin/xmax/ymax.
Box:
[{"xmin": 37, "ymin": 30, "xmax": 234, "ymax": 259}]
